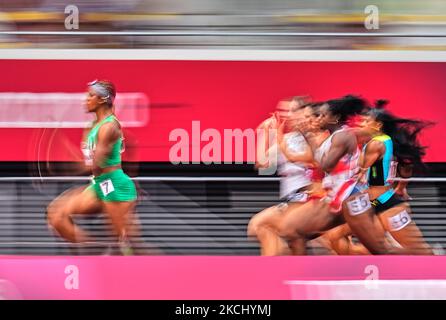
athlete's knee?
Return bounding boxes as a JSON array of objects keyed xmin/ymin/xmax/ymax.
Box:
[
  {"xmin": 46, "ymin": 202, "xmax": 66, "ymax": 230},
  {"xmin": 46, "ymin": 207, "xmax": 61, "ymax": 229},
  {"xmin": 247, "ymin": 214, "xmax": 264, "ymax": 237},
  {"xmin": 247, "ymin": 208, "xmax": 274, "ymax": 237}
]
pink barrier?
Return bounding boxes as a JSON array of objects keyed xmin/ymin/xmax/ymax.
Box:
[{"xmin": 1, "ymin": 256, "xmax": 446, "ymax": 299}]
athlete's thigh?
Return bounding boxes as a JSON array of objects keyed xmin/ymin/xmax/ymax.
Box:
[
  {"xmin": 64, "ymin": 185, "xmax": 103, "ymax": 216},
  {"xmin": 250, "ymin": 205, "xmax": 281, "ymax": 225},
  {"xmin": 342, "ymin": 192, "xmax": 388, "ymax": 254},
  {"xmin": 252, "ymin": 202, "xmax": 304, "ymax": 230},
  {"xmin": 102, "ymin": 200, "xmax": 136, "ymax": 218},
  {"xmin": 379, "ymin": 204, "xmax": 429, "ymax": 249},
  {"xmin": 378, "ymin": 203, "xmax": 412, "ymax": 233},
  {"xmin": 323, "ymin": 223, "xmax": 352, "ymax": 243},
  {"xmin": 277, "ymin": 200, "xmax": 339, "ymax": 238},
  {"xmin": 48, "ymin": 185, "xmax": 86, "ymax": 209}
]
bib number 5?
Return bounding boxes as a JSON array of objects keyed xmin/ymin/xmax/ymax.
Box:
[{"xmin": 347, "ymin": 193, "xmax": 372, "ymax": 216}]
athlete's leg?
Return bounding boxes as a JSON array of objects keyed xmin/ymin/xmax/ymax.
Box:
[
  {"xmin": 288, "ymin": 237, "xmax": 308, "ymax": 255},
  {"xmin": 275, "ymin": 200, "xmax": 343, "ymax": 255},
  {"xmin": 124, "ymin": 209, "xmax": 161, "ymax": 255},
  {"xmin": 248, "ymin": 205, "xmax": 294, "ymax": 256},
  {"xmin": 47, "ymin": 185, "xmax": 102, "ymax": 242},
  {"xmin": 102, "ymin": 201, "xmax": 136, "ymax": 240},
  {"xmin": 341, "ymin": 192, "xmax": 393, "ymax": 254},
  {"xmin": 306, "ymin": 235, "xmax": 338, "ymax": 255},
  {"xmin": 102, "ymin": 201, "xmax": 139, "ymax": 255},
  {"xmin": 321, "ymin": 223, "xmax": 370, "ymax": 255},
  {"xmin": 379, "ymin": 203, "xmax": 433, "ymax": 255}
]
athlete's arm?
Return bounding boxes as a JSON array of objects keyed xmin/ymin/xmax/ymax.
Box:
[
  {"xmin": 46, "ymin": 127, "xmax": 93, "ymax": 175},
  {"xmin": 276, "ymin": 118, "xmax": 315, "ymax": 165},
  {"xmin": 93, "ymin": 122, "xmax": 120, "ymax": 171},
  {"xmin": 255, "ymin": 115, "xmax": 278, "ymax": 169},
  {"xmin": 361, "ymin": 140, "xmax": 384, "ymax": 169},
  {"xmin": 319, "ymin": 131, "xmax": 354, "ymax": 173},
  {"xmin": 305, "ymin": 131, "xmax": 329, "ymax": 165},
  {"xmin": 357, "ymin": 140, "xmax": 385, "ymax": 182},
  {"xmin": 394, "ymin": 163, "xmax": 413, "ymax": 200},
  {"xmin": 256, "ymin": 137, "xmax": 278, "ymax": 168},
  {"xmin": 279, "ymin": 135, "xmax": 314, "ymax": 164}
]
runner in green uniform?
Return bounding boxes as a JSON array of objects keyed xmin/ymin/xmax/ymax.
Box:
[{"xmin": 47, "ymin": 80, "xmax": 138, "ymax": 255}]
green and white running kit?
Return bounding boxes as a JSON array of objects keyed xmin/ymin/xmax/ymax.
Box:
[{"xmin": 82, "ymin": 114, "xmax": 137, "ymax": 202}]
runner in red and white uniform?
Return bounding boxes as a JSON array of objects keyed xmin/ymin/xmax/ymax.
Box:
[
  {"xmin": 323, "ymin": 100, "xmax": 434, "ymax": 255},
  {"xmin": 313, "ymin": 125, "xmax": 361, "ymax": 213},
  {"xmin": 274, "ymin": 95, "xmax": 400, "ymax": 255}
]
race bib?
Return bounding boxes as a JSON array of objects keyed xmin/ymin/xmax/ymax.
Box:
[
  {"xmin": 99, "ymin": 179, "xmax": 115, "ymax": 196},
  {"xmin": 81, "ymin": 142, "xmax": 94, "ymax": 166},
  {"xmin": 387, "ymin": 160, "xmax": 399, "ymax": 183},
  {"xmin": 347, "ymin": 193, "xmax": 372, "ymax": 216},
  {"xmin": 388, "ymin": 210, "xmax": 411, "ymax": 231},
  {"xmin": 289, "ymin": 192, "xmax": 309, "ymax": 203}
]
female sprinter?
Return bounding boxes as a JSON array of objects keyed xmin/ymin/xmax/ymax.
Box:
[
  {"xmin": 46, "ymin": 80, "xmax": 139, "ymax": 255},
  {"xmin": 274, "ymin": 95, "xmax": 399, "ymax": 255},
  {"xmin": 357, "ymin": 101, "xmax": 433, "ymax": 254},
  {"xmin": 247, "ymin": 96, "xmax": 314, "ymax": 255},
  {"xmin": 323, "ymin": 101, "xmax": 434, "ymax": 255},
  {"xmin": 248, "ymin": 99, "xmax": 337, "ymax": 255}
]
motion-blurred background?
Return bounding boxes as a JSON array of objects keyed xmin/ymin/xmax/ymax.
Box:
[
  {"xmin": 0, "ymin": 0, "xmax": 446, "ymax": 49},
  {"xmin": 0, "ymin": 1, "xmax": 445, "ymax": 256}
]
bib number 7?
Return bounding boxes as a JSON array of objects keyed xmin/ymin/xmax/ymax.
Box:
[{"xmin": 99, "ymin": 179, "xmax": 115, "ymax": 196}]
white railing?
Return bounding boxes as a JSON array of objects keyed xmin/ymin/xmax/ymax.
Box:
[{"xmin": 1, "ymin": 31, "xmax": 446, "ymax": 38}]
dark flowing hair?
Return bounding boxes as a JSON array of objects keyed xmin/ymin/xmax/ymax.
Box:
[
  {"xmin": 366, "ymin": 99, "xmax": 434, "ymax": 168},
  {"xmin": 326, "ymin": 94, "xmax": 368, "ymax": 124}
]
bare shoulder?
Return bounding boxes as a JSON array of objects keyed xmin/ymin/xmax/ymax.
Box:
[
  {"xmin": 98, "ymin": 120, "xmax": 121, "ymax": 142},
  {"xmin": 366, "ymin": 139, "xmax": 385, "ymax": 153},
  {"xmin": 332, "ymin": 129, "xmax": 358, "ymax": 155},
  {"xmin": 332, "ymin": 129, "xmax": 354, "ymax": 144}
]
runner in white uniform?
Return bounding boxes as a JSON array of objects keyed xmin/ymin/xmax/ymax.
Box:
[
  {"xmin": 248, "ymin": 96, "xmax": 314, "ymax": 255},
  {"xmin": 277, "ymin": 131, "xmax": 312, "ymax": 204},
  {"xmin": 250, "ymin": 101, "xmax": 338, "ymax": 256}
]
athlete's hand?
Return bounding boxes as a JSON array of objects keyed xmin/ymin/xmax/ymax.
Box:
[
  {"xmin": 355, "ymin": 166, "xmax": 369, "ymax": 185},
  {"xmin": 269, "ymin": 112, "xmax": 281, "ymax": 130},
  {"xmin": 277, "ymin": 117, "xmax": 290, "ymax": 155},
  {"xmin": 277, "ymin": 118, "xmax": 286, "ymax": 136},
  {"xmin": 257, "ymin": 113, "xmax": 278, "ymax": 131},
  {"xmin": 135, "ymin": 181, "xmax": 149, "ymax": 202},
  {"xmin": 395, "ymin": 186, "xmax": 412, "ymax": 201},
  {"xmin": 359, "ymin": 172, "xmax": 368, "ymax": 185}
]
